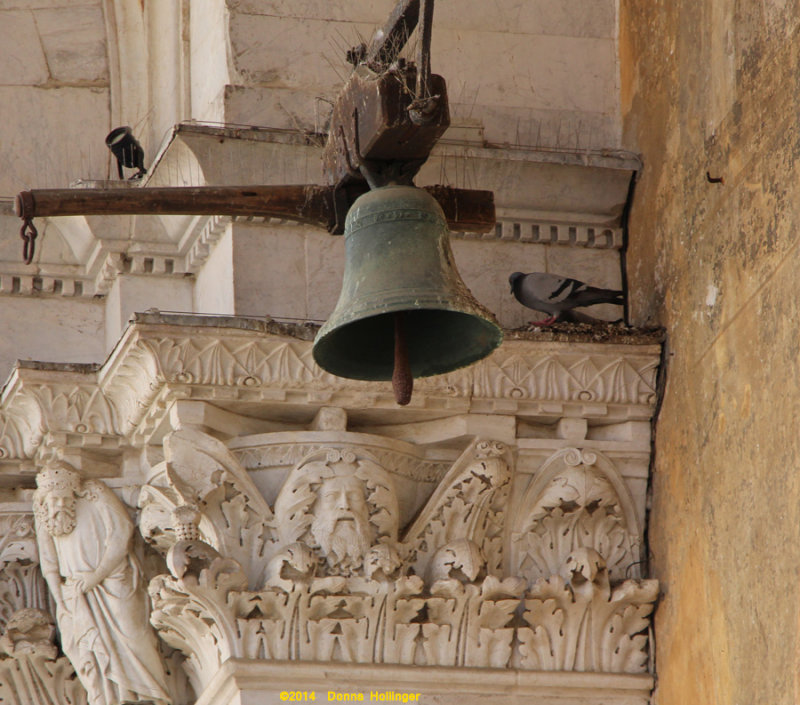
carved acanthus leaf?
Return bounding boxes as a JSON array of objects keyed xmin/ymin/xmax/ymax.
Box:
[
  {"xmin": 512, "ymin": 448, "xmax": 640, "ymax": 584},
  {"xmin": 0, "ymin": 563, "xmax": 52, "ymax": 634},
  {"xmin": 518, "ymin": 548, "xmax": 657, "ymax": 673},
  {"xmin": 0, "ymin": 511, "xmax": 55, "ymax": 644},
  {"xmin": 146, "ymin": 549, "xmax": 653, "ymax": 683},
  {"xmin": 424, "ymin": 573, "xmax": 525, "ymax": 668},
  {"xmin": 140, "ymin": 428, "xmax": 277, "ymax": 588},
  {"xmin": 0, "ymin": 394, "xmax": 42, "ymax": 460},
  {"xmin": 403, "ymin": 440, "xmax": 511, "ymax": 578},
  {"xmin": 0, "ymin": 608, "xmax": 88, "ymax": 705},
  {"xmin": 149, "ymin": 554, "xmax": 248, "ymax": 691}
]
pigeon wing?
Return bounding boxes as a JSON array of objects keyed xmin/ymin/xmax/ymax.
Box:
[
  {"xmin": 522, "ymin": 273, "xmax": 582, "ymax": 305},
  {"xmin": 567, "ymin": 285, "xmax": 624, "ymax": 308}
]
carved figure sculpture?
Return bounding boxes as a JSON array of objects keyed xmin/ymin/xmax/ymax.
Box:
[
  {"xmin": 33, "ymin": 463, "xmax": 170, "ymax": 705},
  {"xmin": 143, "ymin": 432, "xmax": 657, "ymax": 684},
  {"xmin": 274, "ymin": 448, "xmax": 400, "ymax": 577}
]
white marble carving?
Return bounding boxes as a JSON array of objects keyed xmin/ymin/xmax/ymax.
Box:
[
  {"xmin": 404, "ymin": 440, "xmax": 511, "ymax": 578},
  {"xmin": 518, "ymin": 548, "xmax": 658, "ymax": 673},
  {"xmin": 149, "ymin": 512, "xmax": 249, "ymax": 694},
  {"xmin": 0, "ymin": 399, "xmax": 41, "ymax": 461},
  {"xmin": 0, "ymin": 608, "xmax": 89, "ymax": 705},
  {"xmin": 0, "ymin": 510, "xmax": 53, "ymax": 634},
  {"xmin": 274, "ymin": 446, "xmax": 401, "ymax": 577},
  {"xmin": 473, "ymin": 349, "xmax": 659, "ymax": 405},
  {"xmin": 140, "ymin": 427, "xmax": 277, "ymax": 588},
  {"xmin": 142, "ymin": 430, "xmax": 658, "ymax": 685},
  {"xmin": 28, "ymin": 384, "xmax": 118, "ymax": 437},
  {"xmin": 511, "ymin": 448, "xmax": 642, "ymax": 584},
  {"xmin": 0, "ymin": 321, "xmax": 660, "ymax": 470},
  {"xmin": 424, "ymin": 542, "xmax": 527, "ymax": 668},
  {"xmin": 144, "ymin": 434, "xmax": 518, "ymax": 686},
  {"xmin": 33, "ymin": 463, "xmax": 171, "ymax": 705}
]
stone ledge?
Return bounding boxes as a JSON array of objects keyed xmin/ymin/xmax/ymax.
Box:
[{"xmin": 198, "ymin": 659, "xmax": 654, "ymax": 705}]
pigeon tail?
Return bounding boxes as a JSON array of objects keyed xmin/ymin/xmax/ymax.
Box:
[{"xmin": 569, "ymin": 286, "xmax": 624, "ymax": 309}]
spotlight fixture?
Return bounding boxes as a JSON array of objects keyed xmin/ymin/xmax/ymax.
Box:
[{"xmin": 105, "ymin": 126, "xmax": 147, "ymax": 180}]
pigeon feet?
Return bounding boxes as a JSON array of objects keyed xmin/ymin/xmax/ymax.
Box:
[{"xmin": 529, "ymin": 316, "xmax": 557, "ymax": 326}]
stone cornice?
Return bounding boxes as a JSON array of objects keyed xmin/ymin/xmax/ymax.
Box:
[{"xmin": 0, "ymin": 313, "xmax": 660, "ymax": 477}]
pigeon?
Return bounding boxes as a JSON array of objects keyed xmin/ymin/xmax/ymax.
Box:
[{"xmin": 509, "ymin": 271, "xmax": 624, "ymax": 325}]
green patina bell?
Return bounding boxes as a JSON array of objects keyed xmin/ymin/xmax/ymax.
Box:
[{"xmin": 313, "ymin": 185, "xmax": 503, "ymax": 399}]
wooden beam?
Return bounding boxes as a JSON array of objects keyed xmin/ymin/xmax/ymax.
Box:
[
  {"xmin": 15, "ymin": 184, "xmax": 495, "ymax": 234},
  {"xmin": 366, "ymin": 0, "xmax": 420, "ymax": 67},
  {"xmin": 16, "ymin": 185, "xmax": 338, "ymax": 230}
]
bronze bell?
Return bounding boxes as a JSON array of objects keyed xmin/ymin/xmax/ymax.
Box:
[{"xmin": 312, "ymin": 185, "xmax": 503, "ymax": 403}]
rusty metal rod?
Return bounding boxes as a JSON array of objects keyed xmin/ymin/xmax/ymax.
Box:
[{"xmin": 392, "ymin": 311, "xmax": 413, "ymax": 405}]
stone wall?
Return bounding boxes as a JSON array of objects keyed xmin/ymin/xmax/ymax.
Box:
[
  {"xmin": 620, "ymin": 2, "xmax": 800, "ymax": 703},
  {"xmin": 0, "ymin": 0, "xmax": 110, "ymax": 191}
]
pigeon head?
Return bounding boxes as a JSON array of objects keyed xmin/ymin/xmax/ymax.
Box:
[{"xmin": 509, "ymin": 272, "xmax": 524, "ymax": 294}]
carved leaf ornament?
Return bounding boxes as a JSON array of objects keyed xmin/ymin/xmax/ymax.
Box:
[
  {"xmin": 0, "ymin": 609, "xmax": 88, "ymax": 705},
  {"xmin": 511, "ymin": 448, "xmax": 642, "ymax": 583},
  {"xmin": 0, "ymin": 429, "xmax": 656, "ymax": 702},
  {"xmin": 138, "ymin": 432, "xmax": 656, "ymax": 692}
]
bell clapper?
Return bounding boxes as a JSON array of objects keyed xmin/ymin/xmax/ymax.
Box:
[{"xmin": 392, "ymin": 312, "xmax": 413, "ymax": 405}]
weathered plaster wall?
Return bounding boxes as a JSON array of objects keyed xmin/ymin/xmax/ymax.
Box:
[
  {"xmin": 620, "ymin": 1, "xmax": 800, "ymax": 703},
  {"xmin": 0, "ymin": 1, "xmax": 110, "ymax": 190},
  {"xmin": 221, "ymin": 0, "xmax": 622, "ymax": 149}
]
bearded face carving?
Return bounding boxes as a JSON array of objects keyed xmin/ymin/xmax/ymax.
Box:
[
  {"xmin": 274, "ymin": 448, "xmax": 400, "ymax": 578},
  {"xmin": 40, "ymin": 489, "xmax": 78, "ymax": 537},
  {"xmin": 311, "ymin": 475, "xmax": 373, "ymax": 574}
]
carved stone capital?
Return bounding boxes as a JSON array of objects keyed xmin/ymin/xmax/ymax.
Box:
[{"xmin": 510, "ymin": 447, "xmax": 643, "ymax": 584}]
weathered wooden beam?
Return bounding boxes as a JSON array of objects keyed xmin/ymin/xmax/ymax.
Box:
[
  {"xmin": 15, "ymin": 184, "xmax": 495, "ymax": 234},
  {"xmin": 425, "ymin": 185, "xmax": 495, "ymax": 234},
  {"xmin": 366, "ymin": 0, "xmax": 420, "ymax": 67},
  {"xmin": 321, "ymin": 66, "xmax": 449, "ymax": 188},
  {"xmin": 15, "ymin": 185, "xmax": 337, "ymax": 230}
]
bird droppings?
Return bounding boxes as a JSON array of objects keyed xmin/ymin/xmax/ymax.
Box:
[{"xmin": 506, "ymin": 320, "xmax": 665, "ymax": 345}]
